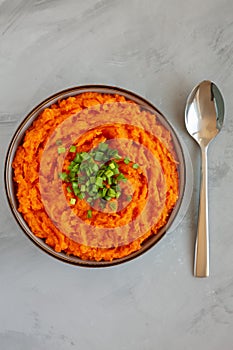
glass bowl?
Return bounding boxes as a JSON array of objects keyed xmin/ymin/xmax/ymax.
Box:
[{"xmin": 4, "ymin": 85, "xmax": 186, "ymax": 267}]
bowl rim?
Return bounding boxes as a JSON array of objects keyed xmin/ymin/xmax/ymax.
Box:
[{"xmin": 4, "ymin": 84, "xmax": 186, "ymax": 267}]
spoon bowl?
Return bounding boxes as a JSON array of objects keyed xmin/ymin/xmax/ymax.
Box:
[
  {"xmin": 185, "ymin": 81, "xmax": 224, "ymax": 147},
  {"xmin": 185, "ymin": 80, "xmax": 224, "ymax": 277}
]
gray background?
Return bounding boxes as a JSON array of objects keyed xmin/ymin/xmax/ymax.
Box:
[{"xmin": 1, "ymin": 0, "xmax": 233, "ymax": 349}]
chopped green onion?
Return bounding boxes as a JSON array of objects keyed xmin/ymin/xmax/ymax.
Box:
[
  {"xmin": 94, "ymin": 151, "xmax": 104, "ymax": 161},
  {"xmin": 74, "ymin": 153, "xmax": 82, "ymax": 163},
  {"xmin": 109, "ymin": 149, "xmax": 121, "ymax": 159},
  {"xmin": 72, "ymin": 182, "xmax": 78, "ymax": 189},
  {"xmin": 72, "ymin": 182, "xmax": 80, "ymax": 195},
  {"xmin": 69, "ymin": 145, "xmax": 76, "ymax": 153},
  {"xmin": 126, "ymin": 195, "xmax": 132, "ymax": 201},
  {"xmin": 132, "ymin": 163, "xmax": 139, "ymax": 169},
  {"xmin": 98, "ymin": 169, "xmax": 105, "ymax": 177},
  {"xmin": 95, "ymin": 177, "xmax": 103, "ymax": 187},
  {"xmin": 114, "ymin": 154, "xmax": 122, "ymax": 160},
  {"xmin": 78, "ymin": 193, "xmax": 85, "ymax": 200},
  {"xmin": 92, "ymin": 185, "xmax": 98, "ymax": 193},
  {"xmin": 92, "ymin": 163, "xmax": 99, "ymax": 173},
  {"xmin": 105, "ymin": 169, "xmax": 114, "ymax": 178},
  {"xmin": 70, "ymin": 198, "xmax": 76, "ymax": 205},
  {"xmin": 81, "ymin": 152, "xmax": 90, "ymax": 160},
  {"xmin": 109, "ymin": 162, "xmax": 115, "ymax": 169},
  {"xmin": 124, "ymin": 157, "xmax": 130, "ymax": 164},
  {"xmin": 102, "ymin": 188, "xmax": 107, "ymax": 197},
  {"xmin": 117, "ymin": 173, "xmax": 126, "ymax": 181},
  {"xmin": 98, "ymin": 142, "xmax": 109, "ymax": 152},
  {"xmin": 64, "ymin": 144, "xmax": 133, "ymax": 204},
  {"xmin": 112, "ymin": 178, "xmax": 117, "ymax": 185},
  {"xmin": 67, "ymin": 186, "xmax": 72, "ymax": 193},
  {"xmin": 86, "ymin": 168, "xmax": 91, "ymax": 177},
  {"xmin": 68, "ymin": 161, "xmax": 76, "ymax": 170},
  {"xmin": 69, "ymin": 170, "xmax": 76, "ymax": 177},
  {"xmin": 56, "ymin": 139, "xmax": 63, "ymax": 146},
  {"xmin": 96, "ymin": 192, "xmax": 102, "ymax": 199},
  {"xmin": 109, "ymin": 202, "xmax": 117, "ymax": 211},
  {"xmin": 90, "ymin": 176, "xmax": 95, "ymax": 184},
  {"xmin": 88, "ymin": 191, "xmax": 95, "ymax": 197},
  {"xmin": 72, "ymin": 164, "xmax": 79, "ymax": 172},
  {"xmin": 87, "ymin": 210, "xmax": 92, "ymax": 218},
  {"xmin": 80, "ymin": 162, "xmax": 87, "ymax": 171},
  {"xmin": 78, "ymin": 176, "xmax": 86, "ymax": 183},
  {"xmin": 58, "ymin": 146, "xmax": 66, "ymax": 154},
  {"xmin": 108, "ymin": 188, "xmax": 116, "ymax": 198},
  {"xmin": 80, "ymin": 185, "xmax": 86, "ymax": 192},
  {"xmin": 58, "ymin": 172, "xmax": 68, "ymax": 181},
  {"xmin": 113, "ymin": 167, "xmax": 120, "ymax": 175},
  {"xmin": 74, "ymin": 189, "xmax": 80, "ymax": 196}
]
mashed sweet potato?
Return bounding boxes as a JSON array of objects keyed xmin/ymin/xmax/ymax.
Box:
[{"xmin": 13, "ymin": 92, "xmax": 179, "ymax": 261}]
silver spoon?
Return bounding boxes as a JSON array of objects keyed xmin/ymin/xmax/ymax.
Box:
[{"xmin": 185, "ymin": 80, "xmax": 224, "ymax": 277}]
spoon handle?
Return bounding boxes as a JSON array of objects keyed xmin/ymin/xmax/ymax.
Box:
[{"xmin": 194, "ymin": 146, "xmax": 209, "ymax": 277}]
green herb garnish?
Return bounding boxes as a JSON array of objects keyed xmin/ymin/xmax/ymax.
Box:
[
  {"xmin": 58, "ymin": 146, "xmax": 66, "ymax": 154},
  {"xmin": 59, "ymin": 172, "xmax": 68, "ymax": 181},
  {"xmin": 69, "ymin": 145, "xmax": 76, "ymax": 153},
  {"xmin": 94, "ymin": 151, "xmax": 104, "ymax": 161},
  {"xmin": 70, "ymin": 198, "xmax": 76, "ymax": 205},
  {"xmin": 124, "ymin": 157, "xmax": 130, "ymax": 165},
  {"xmin": 95, "ymin": 177, "xmax": 103, "ymax": 187},
  {"xmin": 77, "ymin": 193, "xmax": 85, "ymax": 200},
  {"xmin": 109, "ymin": 201, "xmax": 117, "ymax": 211},
  {"xmin": 98, "ymin": 142, "xmax": 109, "ymax": 152},
  {"xmin": 67, "ymin": 186, "xmax": 72, "ymax": 193},
  {"xmin": 59, "ymin": 142, "xmax": 133, "ymax": 216},
  {"xmin": 87, "ymin": 210, "xmax": 92, "ymax": 218},
  {"xmin": 132, "ymin": 163, "xmax": 139, "ymax": 169}
]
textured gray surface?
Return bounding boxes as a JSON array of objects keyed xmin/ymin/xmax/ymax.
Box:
[{"xmin": 1, "ymin": 0, "xmax": 233, "ymax": 349}]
